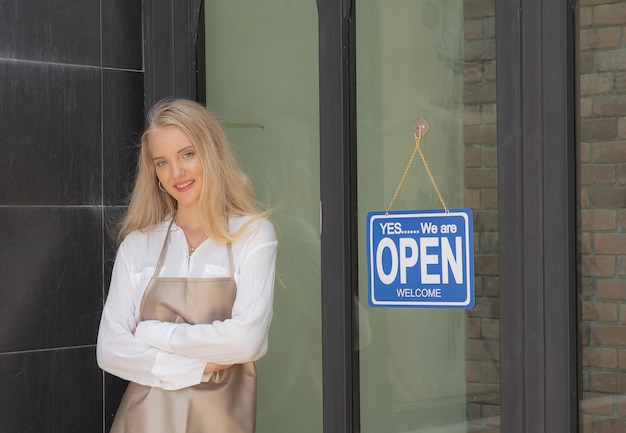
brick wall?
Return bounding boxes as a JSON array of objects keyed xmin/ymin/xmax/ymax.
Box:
[
  {"xmin": 462, "ymin": 1, "xmax": 626, "ymax": 431},
  {"xmin": 463, "ymin": 0, "xmax": 500, "ymax": 431},
  {"xmin": 579, "ymin": 0, "xmax": 626, "ymax": 431}
]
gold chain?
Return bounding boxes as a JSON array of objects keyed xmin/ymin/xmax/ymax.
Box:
[{"xmin": 386, "ymin": 133, "xmax": 448, "ymax": 214}]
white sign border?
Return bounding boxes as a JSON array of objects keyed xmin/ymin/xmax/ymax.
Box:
[{"xmin": 368, "ymin": 210, "xmax": 473, "ymax": 308}]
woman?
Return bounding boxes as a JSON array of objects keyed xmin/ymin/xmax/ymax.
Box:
[{"xmin": 97, "ymin": 99, "xmax": 277, "ymax": 433}]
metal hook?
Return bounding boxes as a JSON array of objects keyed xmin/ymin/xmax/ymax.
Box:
[{"xmin": 412, "ymin": 117, "xmax": 430, "ymax": 139}]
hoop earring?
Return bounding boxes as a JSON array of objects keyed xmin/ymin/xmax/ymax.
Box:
[{"xmin": 158, "ymin": 181, "xmax": 166, "ymax": 192}]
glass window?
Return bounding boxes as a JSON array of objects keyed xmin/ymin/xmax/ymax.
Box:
[
  {"xmin": 356, "ymin": 1, "xmax": 500, "ymax": 431},
  {"xmin": 199, "ymin": 2, "xmax": 322, "ymax": 432}
]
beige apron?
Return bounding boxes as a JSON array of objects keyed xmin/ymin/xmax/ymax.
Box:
[{"xmin": 111, "ymin": 218, "xmax": 257, "ymax": 433}]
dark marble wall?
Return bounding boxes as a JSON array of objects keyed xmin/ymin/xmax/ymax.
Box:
[{"xmin": 0, "ymin": 0, "xmax": 143, "ymax": 431}]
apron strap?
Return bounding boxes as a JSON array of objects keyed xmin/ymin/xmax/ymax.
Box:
[
  {"xmin": 152, "ymin": 215, "xmax": 177, "ymax": 279},
  {"xmin": 227, "ymin": 243, "xmax": 235, "ymax": 278}
]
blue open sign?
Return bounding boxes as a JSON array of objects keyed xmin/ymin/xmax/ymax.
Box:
[{"xmin": 366, "ymin": 209, "xmax": 474, "ymax": 308}]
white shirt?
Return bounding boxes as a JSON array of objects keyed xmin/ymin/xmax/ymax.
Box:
[{"xmin": 96, "ymin": 215, "xmax": 277, "ymax": 391}]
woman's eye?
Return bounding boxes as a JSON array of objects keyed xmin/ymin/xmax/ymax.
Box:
[
  {"xmin": 182, "ymin": 151, "xmax": 195, "ymax": 159},
  {"xmin": 155, "ymin": 160, "xmax": 167, "ymax": 167}
]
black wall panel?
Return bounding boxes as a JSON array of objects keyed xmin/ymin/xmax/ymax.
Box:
[
  {"xmin": 0, "ymin": 0, "xmax": 100, "ymax": 66},
  {"xmin": 0, "ymin": 61, "xmax": 101, "ymax": 205},
  {"xmin": 0, "ymin": 347, "xmax": 102, "ymax": 433},
  {"xmin": 103, "ymin": 69, "xmax": 144, "ymax": 205},
  {"xmin": 102, "ymin": 0, "xmax": 143, "ymax": 70},
  {"xmin": 0, "ymin": 208, "xmax": 102, "ymax": 351},
  {"xmin": 0, "ymin": 1, "xmax": 143, "ymax": 432}
]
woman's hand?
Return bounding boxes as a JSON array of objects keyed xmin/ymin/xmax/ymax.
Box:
[{"xmin": 204, "ymin": 362, "xmax": 233, "ymax": 374}]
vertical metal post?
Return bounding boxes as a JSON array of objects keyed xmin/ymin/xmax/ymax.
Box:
[
  {"xmin": 497, "ymin": 0, "xmax": 578, "ymax": 432},
  {"xmin": 318, "ymin": 0, "xmax": 358, "ymax": 432}
]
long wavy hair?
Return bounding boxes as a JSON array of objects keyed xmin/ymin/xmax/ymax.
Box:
[{"xmin": 118, "ymin": 99, "xmax": 262, "ymax": 243}]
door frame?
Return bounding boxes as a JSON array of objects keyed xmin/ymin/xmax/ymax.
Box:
[
  {"xmin": 496, "ymin": 0, "xmax": 579, "ymax": 432},
  {"xmin": 143, "ymin": 0, "xmax": 580, "ymax": 432},
  {"xmin": 318, "ymin": 0, "xmax": 358, "ymax": 432}
]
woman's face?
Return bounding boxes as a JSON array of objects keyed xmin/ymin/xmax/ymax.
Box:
[{"xmin": 149, "ymin": 125, "xmax": 204, "ymax": 210}]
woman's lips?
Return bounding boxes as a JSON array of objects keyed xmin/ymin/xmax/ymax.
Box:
[{"xmin": 174, "ymin": 180, "xmax": 195, "ymax": 192}]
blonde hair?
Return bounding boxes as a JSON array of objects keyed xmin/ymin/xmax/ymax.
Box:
[{"xmin": 118, "ymin": 98, "xmax": 262, "ymax": 243}]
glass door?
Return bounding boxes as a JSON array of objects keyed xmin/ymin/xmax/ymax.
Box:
[
  {"xmin": 199, "ymin": 2, "xmax": 322, "ymax": 432},
  {"xmin": 356, "ymin": 1, "xmax": 500, "ymax": 431}
]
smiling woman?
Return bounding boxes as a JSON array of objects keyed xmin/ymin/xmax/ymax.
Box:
[
  {"xmin": 96, "ymin": 98, "xmax": 278, "ymax": 433},
  {"xmin": 150, "ymin": 126, "xmax": 204, "ymax": 213},
  {"xmin": 118, "ymin": 99, "xmax": 263, "ymax": 244}
]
